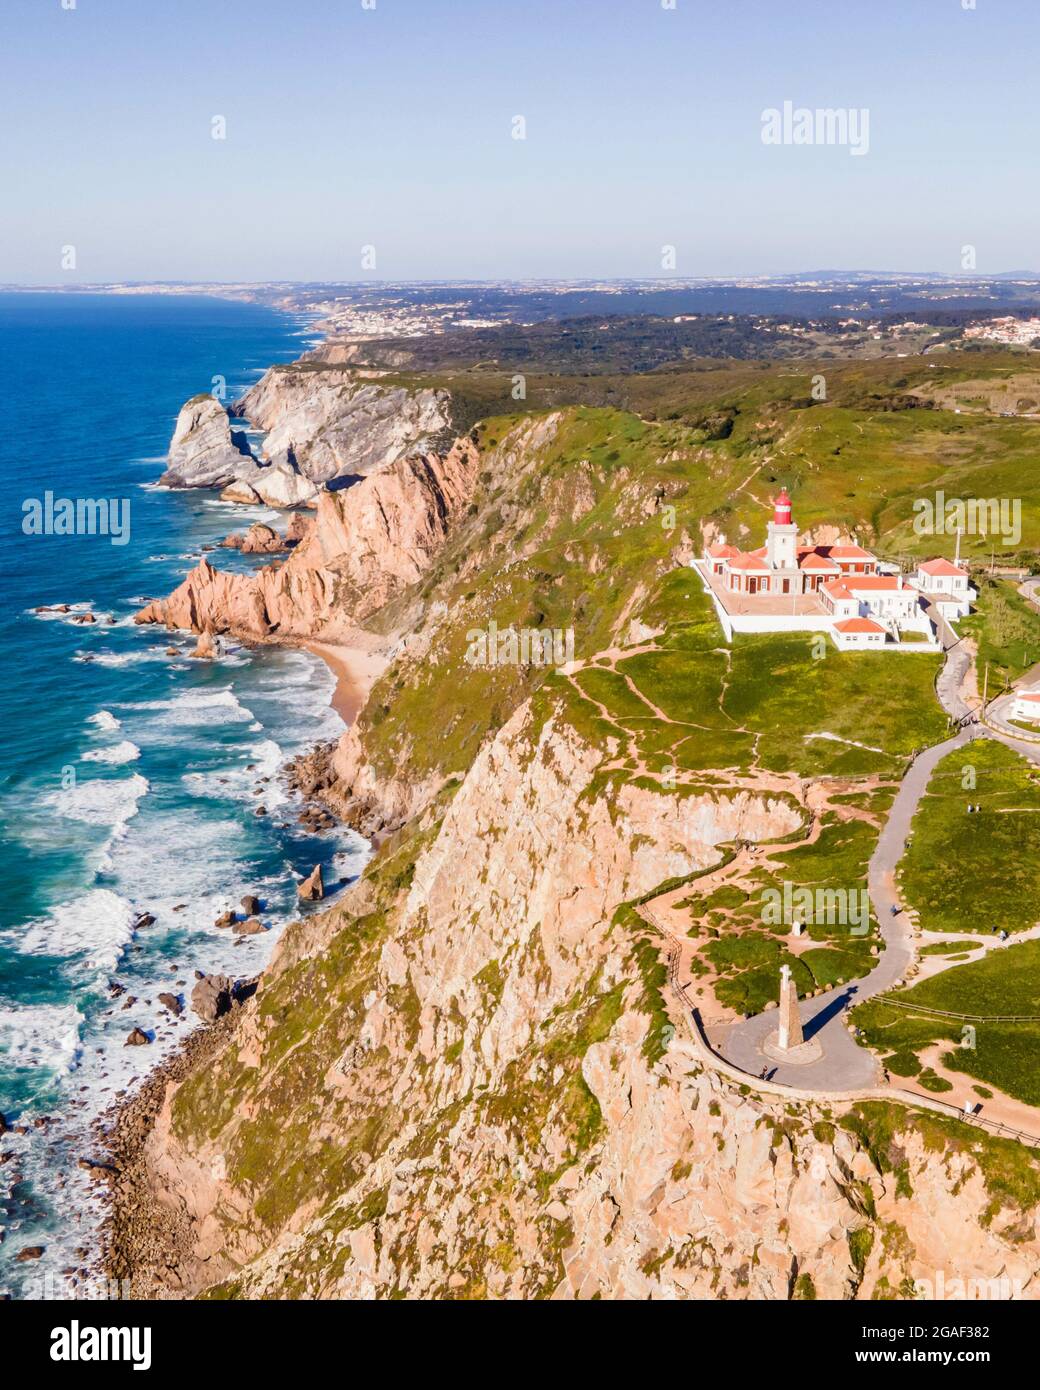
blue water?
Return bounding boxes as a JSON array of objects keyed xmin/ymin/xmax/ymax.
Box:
[{"xmin": 0, "ymin": 294, "xmax": 366, "ymax": 1297}]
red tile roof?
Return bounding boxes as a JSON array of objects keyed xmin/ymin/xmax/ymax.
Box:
[
  {"xmin": 841, "ymin": 576, "xmax": 908, "ymax": 591},
  {"xmin": 798, "ymin": 551, "xmax": 841, "ymax": 571},
  {"xmin": 822, "ymin": 580, "xmax": 856, "ymax": 600},
  {"xmin": 834, "ymin": 618, "xmax": 886, "ymax": 634},
  {"xmin": 828, "ymin": 544, "xmax": 874, "ymax": 560},
  {"xmin": 918, "ymin": 558, "xmax": 967, "ymax": 577}
]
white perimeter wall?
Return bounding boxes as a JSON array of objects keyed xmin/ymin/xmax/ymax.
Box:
[{"xmin": 692, "ymin": 563, "xmax": 939, "ymax": 648}]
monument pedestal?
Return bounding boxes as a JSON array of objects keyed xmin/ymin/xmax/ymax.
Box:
[{"xmin": 762, "ymin": 1031, "xmax": 823, "ymax": 1066}]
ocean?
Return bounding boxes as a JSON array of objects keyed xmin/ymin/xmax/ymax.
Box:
[{"xmin": 0, "ymin": 292, "xmax": 368, "ymax": 1298}]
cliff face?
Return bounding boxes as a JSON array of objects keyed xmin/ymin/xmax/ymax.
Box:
[
  {"xmin": 136, "ymin": 437, "xmax": 480, "ymax": 645},
  {"xmin": 118, "ymin": 699, "xmax": 1040, "ymax": 1300},
  {"xmin": 234, "ymin": 366, "xmax": 453, "ymax": 482}
]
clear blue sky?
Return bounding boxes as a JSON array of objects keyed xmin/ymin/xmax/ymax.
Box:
[{"xmin": 1, "ymin": 0, "xmax": 1036, "ymax": 282}]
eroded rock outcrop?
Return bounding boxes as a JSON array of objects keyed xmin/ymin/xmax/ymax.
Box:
[
  {"xmin": 297, "ymin": 865, "xmax": 324, "ymax": 902},
  {"xmin": 234, "ymin": 367, "xmax": 453, "ymax": 482},
  {"xmin": 221, "ymin": 523, "xmax": 289, "ymax": 555},
  {"xmin": 160, "ymin": 396, "xmax": 255, "ymax": 489},
  {"xmin": 220, "ymin": 461, "xmax": 322, "ymax": 508},
  {"xmin": 135, "ymin": 437, "xmax": 480, "ymax": 644}
]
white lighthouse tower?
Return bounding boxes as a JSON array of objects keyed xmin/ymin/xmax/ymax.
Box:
[{"xmin": 766, "ymin": 487, "xmax": 798, "ymax": 572}]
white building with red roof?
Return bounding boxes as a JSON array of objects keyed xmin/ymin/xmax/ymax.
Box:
[
  {"xmin": 697, "ymin": 488, "xmax": 972, "ymax": 650},
  {"xmin": 821, "ymin": 574, "xmax": 920, "ymax": 624},
  {"xmin": 914, "ymin": 557, "xmax": 976, "ymax": 620},
  {"xmin": 1012, "ymin": 689, "xmax": 1040, "ymax": 723}
]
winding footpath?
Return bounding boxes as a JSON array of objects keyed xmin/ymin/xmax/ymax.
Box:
[
  {"xmin": 709, "ymin": 725, "xmax": 974, "ymax": 1089},
  {"xmin": 673, "ymin": 637, "xmax": 1040, "ymax": 1098}
]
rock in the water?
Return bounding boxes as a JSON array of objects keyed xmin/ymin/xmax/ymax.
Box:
[
  {"xmin": 0, "ymin": 1111, "xmax": 7, "ymax": 1135},
  {"xmin": 158, "ymin": 992, "xmax": 183, "ymax": 1016},
  {"xmin": 15, "ymin": 1246, "xmax": 44, "ymax": 1262},
  {"xmin": 241, "ymin": 894, "xmax": 261, "ymax": 916},
  {"xmin": 232, "ymin": 917, "xmax": 264, "ymax": 936},
  {"xmin": 221, "ymin": 522, "xmax": 286, "ymax": 555},
  {"xmin": 133, "ymin": 912, "xmax": 156, "ymax": 930},
  {"xmin": 298, "ymin": 864, "xmax": 324, "ymax": 902},
  {"xmin": 191, "ymin": 628, "xmax": 219, "ymax": 660},
  {"xmin": 159, "ymin": 395, "xmax": 256, "ymax": 489},
  {"xmin": 214, "ymin": 909, "xmax": 236, "ymax": 928},
  {"xmin": 125, "ymin": 1028, "xmax": 150, "ymax": 1046}
]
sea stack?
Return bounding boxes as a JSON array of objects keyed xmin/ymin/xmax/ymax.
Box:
[{"xmin": 298, "ymin": 864, "xmax": 324, "ymax": 901}]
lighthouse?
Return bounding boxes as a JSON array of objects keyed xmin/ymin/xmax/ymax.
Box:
[{"xmin": 766, "ymin": 487, "xmax": 798, "ymax": 571}]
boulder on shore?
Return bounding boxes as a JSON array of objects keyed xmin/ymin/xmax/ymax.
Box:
[
  {"xmin": 298, "ymin": 864, "xmax": 324, "ymax": 902},
  {"xmin": 190, "ymin": 973, "xmax": 250, "ymax": 1022},
  {"xmin": 78, "ymin": 1157, "xmax": 118, "ymax": 1181}
]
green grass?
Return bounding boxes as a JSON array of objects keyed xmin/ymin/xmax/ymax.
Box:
[
  {"xmin": 724, "ymin": 639, "xmax": 945, "ymax": 776},
  {"xmin": 899, "ymin": 740, "xmax": 1040, "ymax": 935},
  {"xmin": 617, "ymin": 648, "xmax": 730, "ymax": 727},
  {"xmin": 608, "ymin": 616, "xmax": 944, "ymax": 781},
  {"xmin": 919, "ymin": 939, "xmax": 984, "ymax": 957},
  {"xmin": 895, "ymin": 937, "xmax": 1040, "ymax": 1017},
  {"xmin": 683, "ymin": 806, "xmax": 886, "ymax": 1013},
  {"xmin": 963, "ymin": 577, "xmax": 1040, "ymax": 685},
  {"xmin": 852, "ymin": 939, "xmax": 1040, "ymax": 1105}
]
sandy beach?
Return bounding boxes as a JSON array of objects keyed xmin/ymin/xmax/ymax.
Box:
[{"xmin": 305, "ymin": 641, "xmax": 388, "ymax": 725}]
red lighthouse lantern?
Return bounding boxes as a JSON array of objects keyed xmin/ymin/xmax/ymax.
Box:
[{"xmin": 773, "ymin": 488, "xmax": 793, "ymax": 525}]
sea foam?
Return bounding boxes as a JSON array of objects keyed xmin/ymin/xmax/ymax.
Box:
[
  {"xmin": 87, "ymin": 709, "xmax": 122, "ymax": 733},
  {"xmin": 0, "ymin": 1003, "xmax": 84, "ymax": 1075},
  {"xmin": 18, "ymin": 889, "xmax": 136, "ymax": 974},
  {"xmin": 46, "ymin": 773, "xmax": 149, "ymax": 830},
  {"xmin": 82, "ymin": 740, "xmax": 141, "ymax": 765}
]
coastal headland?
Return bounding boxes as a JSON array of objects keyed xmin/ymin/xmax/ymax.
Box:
[{"xmin": 94, "ymin": 322, "xmax": 1040, "ymax": 1299}]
